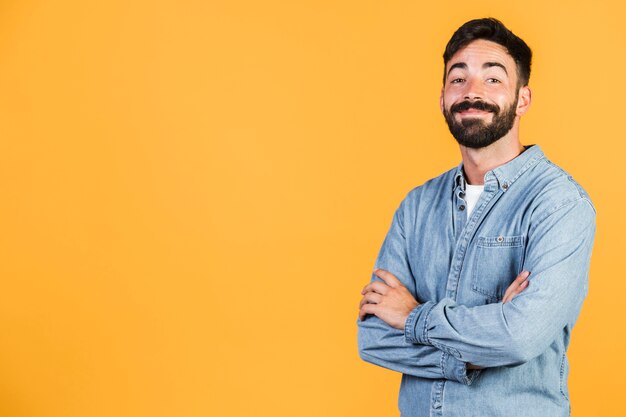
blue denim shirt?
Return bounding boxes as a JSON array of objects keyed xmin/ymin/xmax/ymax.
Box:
[{"xmin": 357, "ymin": 145, "xmax": 595, "ymax": 417}]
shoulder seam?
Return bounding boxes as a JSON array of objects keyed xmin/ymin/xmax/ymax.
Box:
[{"xmin": 530, "ymin": 197, "xmax": 595, "ymax": 235}]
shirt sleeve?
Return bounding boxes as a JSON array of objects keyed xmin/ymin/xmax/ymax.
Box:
[
  {"xmin": 357, "ymin": 199, "xmax": 479, "ymax": 385},
  {"xmin": 404, "ymin": 198, "xmax": 596, "ymax": 368}
]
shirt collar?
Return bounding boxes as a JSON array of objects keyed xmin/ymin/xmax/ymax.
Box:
[{"xmin": 453, "ymin": 145, "xmax": 545, "ymax": 192}]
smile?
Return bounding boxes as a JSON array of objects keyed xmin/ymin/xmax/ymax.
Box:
[{"xmin": 456, "ymin": 109, "xmax": 493, "ymax": 116}]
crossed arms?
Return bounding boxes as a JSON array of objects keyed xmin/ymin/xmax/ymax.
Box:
[
  {"xmin": 359, "ymin": 269, "xmax": 529, "ymax": 371},
  {"xmin": 357, "ymin": 198, "xmax": 595, "ymax": 384},
  {"xmin": 359, "ymin": 269, "xmax": 529, "ymax": 331}
]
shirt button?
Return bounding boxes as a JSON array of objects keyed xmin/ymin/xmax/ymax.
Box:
[
  {"xmin": 502, "ymin": 183, "xmax": 509, "ymax": 190},
  {"xmin": 433, "ymin": 402, "xmax": 442, "ymax": 409},
  {"xmin": 459, "ymin": 191, "xmax": 465, "ymax": 198},
  {"xmin": 497, "ymin": 236, "xmax": 504, "ymax": 243},
  {"xmin": 459, "ymin": 205, "xmax": 466, "ymax": 211}
]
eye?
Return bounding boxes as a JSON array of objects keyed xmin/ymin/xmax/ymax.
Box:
[
  {"xmin": 450, "ymin": 78, "xmax": 465, "ymax": 84},
  {"xmin": 486, "ymin": 78, "xmax": 501, "ymax": 84}
]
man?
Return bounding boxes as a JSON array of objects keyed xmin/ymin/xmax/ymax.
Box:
[{"xmin": 357, "ymin": 18, "xmax": 595, "ymax": 417}]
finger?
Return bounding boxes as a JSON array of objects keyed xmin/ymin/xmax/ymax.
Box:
[
  {"xmin": 361, "ymin": 275, "xmax": 389, "ymax": 294},
  {"xmin": 503, "ymin": 271, "xmax": 530, "ymax": 303},
  {"xmin": 502, "ymin": 271, "xmax": 529, "ymax": 303},
  {"xmin": 359, "ymin": 303, "xmax": 377, "ymax": 321},
  {"xmin": 503, "ymin": 270, "xmax": 530, "ymax": 300},
  {"xmin": 373, "ymin": 268, "xmax": 401, "ymax": 288},
  {"xmin": 359, "ymin": 292, "xmax": 383, "ymax": 309},
  {"xmin": 362, "ymin": 281, "xmax": 388, "ymax": 295},
  {"xmin": 503, "ymin": 279, "xmax": 529, "ymax": 304},
  {"xmin": 362, "ymin": 280, "xmax": 390, "ymax": 296},
  {"xmin": 502, "ymin": 281, "xmax": 526, "ymax": 303}
]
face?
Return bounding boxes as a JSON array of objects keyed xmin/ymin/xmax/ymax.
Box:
[{"xmin": 441, "ymin": 40, "xmax": 530, "ymax": 149}]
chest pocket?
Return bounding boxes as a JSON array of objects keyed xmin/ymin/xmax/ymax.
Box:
[{"xmin": 471, "ymin": 235, "xmax": 525, "ymax": 302}]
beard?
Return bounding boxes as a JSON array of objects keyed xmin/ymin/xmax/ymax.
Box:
[{"xmin": 443, "ymin": 94, "xmax": 518, "ymax": 149}]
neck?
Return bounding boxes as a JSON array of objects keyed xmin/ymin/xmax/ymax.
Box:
[{"xmin": 460, "ymin": 131, "xmax": 524, "ymax": 185}]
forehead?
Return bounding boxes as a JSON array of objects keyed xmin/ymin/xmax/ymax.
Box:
[{"xmin": 446, "ymin": 39, "xmax": 516, "ymax": 73}]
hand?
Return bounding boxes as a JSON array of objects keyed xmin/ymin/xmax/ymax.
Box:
[{"xmin": 358, "ymin": 269, "xmax": 419, "ymax": 330}]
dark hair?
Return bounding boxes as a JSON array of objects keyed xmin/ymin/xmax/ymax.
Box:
[{"xmin": 443, "ymin": 18, "xmax": 532, "ymax": 88}]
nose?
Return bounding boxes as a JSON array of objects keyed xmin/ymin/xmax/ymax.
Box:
[{"xmin": 463, "ymin": 78, "xmax": 483, "ymax": 101}]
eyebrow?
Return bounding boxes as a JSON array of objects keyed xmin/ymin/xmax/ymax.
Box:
[
  {"xmin": 484, "ymin": 62, "xmax": 508, "ymax": 75},
  {"xmin": 446, "ymin": 61, "xmax": 509, "ymax": 78},
  {"xmin": 447, "ymin": 62, "xmax": 467, "ymax": 78}
]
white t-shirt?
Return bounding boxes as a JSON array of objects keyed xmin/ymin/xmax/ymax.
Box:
[{"xmin": 465, "ymin": 184, "xmax": 484, "ymax": 217}]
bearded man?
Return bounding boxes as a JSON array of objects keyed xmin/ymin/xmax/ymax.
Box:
[{"xmin": 357, "ymin": 18, "xmax": 595, "ymax": 417}]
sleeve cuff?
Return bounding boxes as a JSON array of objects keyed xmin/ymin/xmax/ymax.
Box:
[
  {"xmin": 404, "ymin": 301, "xmax": 436, "ymax": 345},
  {"xmin": 441, "ymin": 352, "xmax": 481, "ymax": 385}
]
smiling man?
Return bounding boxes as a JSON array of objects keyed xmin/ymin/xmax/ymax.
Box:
[{"xmin": 357, "ymin": 18, "xmax": 595, "ymax": 417}]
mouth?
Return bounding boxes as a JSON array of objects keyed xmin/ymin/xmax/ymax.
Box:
[
  {"xmin": 455, "ymin": 109, "xmax": 494, "ymax": 122},
  {"xmin": 456, "ymin": 108, "xmax": 492, "ymax": 116},
  {"xmin": 450, "ymin": 100, "xmax": 499, "ymax": 117}
]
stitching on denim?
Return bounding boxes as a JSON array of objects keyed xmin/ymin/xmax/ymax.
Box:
[
  {"xmin": 440, "ymin": 352, "xmax": 447, "ymax": 379},
  {"xmin": 404, "ymin": 307, "xmax": 418, "ymax": 344},
  {"xmin": 492, "ymin": 146, "xmax": 545, "ymax": 187},
  {"xmin": 476, "ymin": 235, "xmax": 524, "ymax": 248},
  {"xmin": 470, "ymin": 284, "xmax": 501, "ymax": 300},
  {"xmin": 430, "ymin": 341, "xmax": 461, "ymax": 359},
  {"xmin": 496, "ymin": 152, "xmax": 544, "ymax": 188},
  {"xmin": 509, "ymin": 152, "xmax": 545, "ymax": 184},
  {"xmin": 559, "ymin": 353, "xmax": 569, "ymax": 400},
  {"xmin": 544, "ymin": 160, "xmax": 588, "ymax": 202},
  {"xmin": 529, "ymin": 197, "xmax": 589, "ymax": 236},
  {"xmin": 421, "ymin": 302, "xmax": 437, "ymax": 345}
]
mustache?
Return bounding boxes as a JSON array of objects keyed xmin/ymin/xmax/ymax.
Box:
[{"xmin": 451, "ymin": 100, "xmax": 499, "ymax": 114}]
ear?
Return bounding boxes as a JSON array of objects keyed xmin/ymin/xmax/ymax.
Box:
[
  {"xmin": 439, "ymin": 87, "xmax": 445, "ymax": 114},
  {"xmin": 516, "ymin": 86, "xmax": 532, "ymax": 116}
]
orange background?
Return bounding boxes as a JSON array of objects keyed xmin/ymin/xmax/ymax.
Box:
[{"xmin": 0, "ymin": 1, "xmax": 623, "ymax": 416}]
